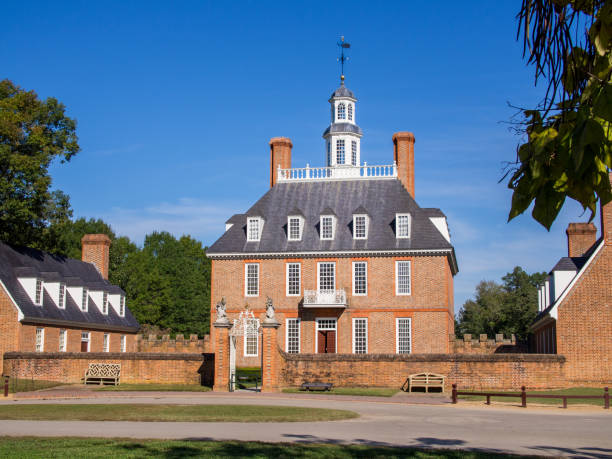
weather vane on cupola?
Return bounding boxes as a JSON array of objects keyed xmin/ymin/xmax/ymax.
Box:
[{"xmin": 337, "ymin": 36, "xmax": 351, "ymax": 84}]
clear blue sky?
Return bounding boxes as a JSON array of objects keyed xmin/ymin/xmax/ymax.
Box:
[{"xmin": 2, "ymin": 1, "xmax": 597, "ymax": 310}]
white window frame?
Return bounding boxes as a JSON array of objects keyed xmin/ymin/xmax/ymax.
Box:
[
  {"xmin": 352, "ymin": 261, "xmax": 367, "ymax": 296},
  {"xmin": 121, "ymin": 335, "xmax": 127, "ymax": 352},
  {"xmin": 317, "ymin": 262, "xmax": 336, "ymax": 292},
  {"xmin": 320, "ymin": 215, "xmax": 335, "ymax": 240},
  {"xmin": 395, "ymin": 260, "xmax": 412, "ymax": 296},
  {"xmin": 243, "ymin": 318, "xmax": 260, "ymax": 357},
  {"xmin": 352, "ymin": 318, "xmax": 368, "ymax": 354},
  {"xmin": 247, "ymin": 217, "xmax": 263, "ymax": 241},
  {"xmin": 35, "ymin": 327, "xmax": 44, "ymax": 352},
  {"xmin": 353, "ymin": 214, "xmax": 368, "ymax": 239},
  {"xmin": 396, "ymin": 213, "xmax": 411, "ymax": 239},
  {"xmin": 337, "ymin": 102, "xmax": 346, "ymax": 120},
  {"xmin": 245, "ymin": 263, "xmax": 259, "ymax": 297},
  {"xmin": 351, "ymin": 140, "xmax": 357, "ymax": 165},
  {"xmin": 287, "ymin": 216, "xmax": 302, "ymax": 241},
  {"xmin": 103, "ymin": 333, "xmax": 110, "ymax": 352},
  {"xmin": 286, "ymin": 262, "xmax": 301, "ymax": 296},
  {"xmin": 59, "ymin": 329, "xmax": 67, "ymax": 352},
  {"xmin": 81, "ymin": 287, "xmax": 88, "ymax": 312},
  {"xmin": 57, "ymin": 283, "xmax": 66, "ymax": 309},
  {"xmin": 102, "ymin": 292, "xmax": 108, "ymax": 314},
  {"xmin": 315, "ymin": 317, "xmax": 337, "ymax": 354},
  {"xmin": 285, "ymin": 318, "xmax": 300, "ymax": 354},
  {"xmin": 396, "ymin": 317, "xmax": 412, "ymax": 354},
  {"xmin": 336, "ymin": 139, "xmax": 345, "ymax": 164},
  {"xmin": 34, "ymin": 279, "xmax": 43, "ymax": 306},
  {"xmin": 119, "ymin": 295, "xmax": 125, "ymax": 317},
  {"xmin": 81, "ymin": 331, "xmax": 90, "ymax": 352},
  {"xmin": 348, "ymin": 103, "xmax": 353, "ymax": 121}
]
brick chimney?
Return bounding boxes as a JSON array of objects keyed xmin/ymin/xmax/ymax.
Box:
[
  {"xmin": 566, "ymin": 223, "xmax": 597, "ymax": 257},
  {"xmin": 601, "ymin": 171, "xmax": 612, "ymax": 245},
  {"xmin": 269, "ymin": 137, "xmax": 292, "ymax": 187},
  {"xmin": 81, "ymin": 234, "xmax": 111, "ymax": 280},
  {"xmin": 392, "ymin": 132, "xmax": 415, "ymax": 198}
]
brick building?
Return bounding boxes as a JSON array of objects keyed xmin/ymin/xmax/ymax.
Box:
[
  {"xmin": 207, "ymin": 78, "xmax": 458, "ymax": 368},
  {"xmin": 532, "ymin": 173, "xmax": 612, "ymax": 384},
  {"xmin": 0, "ymin": 234, "xmax": 140, "ymax": 362}
]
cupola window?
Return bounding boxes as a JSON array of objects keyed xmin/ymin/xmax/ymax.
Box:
[
  {"xmin": 247, "ymin": 217, "xmax": 263, "ymax": 241},
  {"xmin": 337, "ymin": 103, "xmax": 346, "ymax": 120},
  {"xmin": 327, "ymin": 142, "xmax": 331, "ymax": 166},
  {"xmin": 396, "ymin": 213, "xmax": 411, "ymax": 238},
  {"xmin": 348, "ymin": 104, "xmax": 353, "ymax": 121},
  {"xmin": 351, "ymin": 141, "xmax": 357, "ymax": 166},
  {"xmin": 336, "ymin": 139, "xmax": 345, "ymax": 164}
]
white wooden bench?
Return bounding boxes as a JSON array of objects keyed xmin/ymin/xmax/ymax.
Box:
[
  {"xmin": 403, "ymin": 373, "xmax": 445, "ymax": 393},
  {"xmin": 82, "ymin": 363, "xmax": 121, "ymax": 386}
]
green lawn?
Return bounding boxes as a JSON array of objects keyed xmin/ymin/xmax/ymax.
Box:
[
  {"xmin": 97, "ymin": 383, "xmax": 212, "ymax": 392},
  {"xmin": 283, "ymin": 387, "xmax": 400, "ymax": 397},
  {"xmin": 6, "ymin": 379, "xmax": 66, "ymax": 394},
  {"xmin": 235, "ymin": 367, "xmax": 261, "ymax": 389},
  {"xmin": 457, "ymin": 387, "xmax": 608, "ymax": 407},
  {"xmin": 0, "ymin": 404, "xmax": 358, "ymax": 422},
  {"xmin": 0, "ymin": 437, "xmax": 536, "ymax": 458}
]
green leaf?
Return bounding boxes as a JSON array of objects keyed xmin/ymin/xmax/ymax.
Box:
[{"xmin": 593, "ymin": 84, "xmax": 612, "ymax": 123}]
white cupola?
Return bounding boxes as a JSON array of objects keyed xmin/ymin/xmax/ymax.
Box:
[{"xmin": 322, "ymin": 75, "xmax": 363, "ymax": 168}]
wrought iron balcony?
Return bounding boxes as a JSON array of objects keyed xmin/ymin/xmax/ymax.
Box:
[{"xmin": 303, "ymin": 289, "xmax": 347, "ymax": 308}]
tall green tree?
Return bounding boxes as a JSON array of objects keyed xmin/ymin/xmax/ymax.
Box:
[
  {"xmin": 0, "ymin": 79, "xmax": 79, "ymax": 246},
  {"xmin": 507, "ymin": 1, "xmax": 612, "ymax": 229},
  {"xmin": 456, "ymin": 267, "xmax": 547, "ymax": 340}
]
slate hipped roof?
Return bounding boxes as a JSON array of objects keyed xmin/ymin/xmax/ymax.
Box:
[
  {"xmin": 207, "ymin": 179, "xmax": 458, "ymax": 273},
  {"xmin": 0, "ymin": 241, "xmax": 139, "ymax": 332}
]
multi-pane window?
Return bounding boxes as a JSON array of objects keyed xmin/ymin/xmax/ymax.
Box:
[
  {"xmin": 351, "ymin": 140, "xmax": 357, "ymax": 165},
  {"xmin": 354, "ymin": 215, "xmax": 367, "ymax": 239},
  {"xmin": 35, "ymin": 327, "xmax": 44, "ymax": 352},
  {"xmin": 244, "ymin": 319, "xmax": 259, "ymax": 356},
  {"xmin": 35, "ymin": 279, "xmax": 43, "ymax": 305},
  {"xmin": 59, "ymin": 329, "xmax": 66, "ymax": 352},
  {"xmin": 58, "ymin": 283, "xmax": 66, "ymax": 308},
  {"xmin": 121, "ymin": 335, "xmax": 127, "ymax": 352},
  {"xmin": 317, "ymin": 318, "xmax": 337, "ymax": 330},
  {"xmin": 286, "ymin": 318, "xmax": 300, "ymax": 353},
  {"xmin": 102, "ymin": 292, "xmax": 108, "ymax": 314},
  {"xmin": 336, "ymin": 139, "xmax": 345, "ymax": 164},
  {"xmin": 348, "ymin": 103, "xmax": 353, "ymax": 121},
  {"xmin": 318, "ymin": 262, "xmax": 336, "ymax": 292},
  {"xmin": 286, "ymin": 263, "xmax": 301, "ymax": 296},
  {"xmin": 103, "ymin": 333, "xmax": 110, "ymax": 352},
  {"xmin": 396, "ymin": 261, "xmax": 411, "ymax": 295},
  {"xmin": 119, "ymin": 296, "xmax": 125, "ymax": 316},
  {"xmin": 353, "ymin": 262, "xmax": 367, "ymax": 295},
  {"xmin": 337, "ymin": 103, "xmax": 346, "ymax": 120},
  {"xmin": 288, "ymin": 217, "xmax": 301, "ymax": 241},
  {"xmin": 321, "ymin": 216, "xmax": 334, "ymax": 240},
  {"xmin": 396, "ymin": 214, "xmax": 411, "ymax": 238},
  {"xmin": 81, "ymin": 288, "xmax": 88, "ymax": 311},
  {"xmin": 245, "ymin": 263, "xmax": 259, "ymax": 296},
  {"xmin": 327, "ymin": 142, "xmax": 331, "ymax": 166},
  {"xmin": 247, "ymin": 217, "xmax": 261, "ymax": 241},
  {"xmin": 396, "ymin": 318, "xmax": 412, "ymax": 354},
  {"xmin": 353, "ymin": 318, "xmax": 367, "ymax": 354}
]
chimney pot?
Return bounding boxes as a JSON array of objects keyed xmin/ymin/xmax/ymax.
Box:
[
  {"xmin": 269, "ymin": 137, "xmax": 292, "ymax": 187},
  {"xmin": 392, "ymin": 132, "xmax": 416, "ymax": 197},
  {"xmin": 81, "ymin": 234, "xmax": 111, "ymax": 280}
]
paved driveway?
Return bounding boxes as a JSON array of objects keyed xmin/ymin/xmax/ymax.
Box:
[{"xmin": 0, "ymin": 391, "xmax": 610, "ymax": 458}]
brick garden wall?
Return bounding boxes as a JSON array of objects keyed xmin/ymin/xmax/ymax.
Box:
[
  {"xmin": 136, "ymin": 334, "xmax": 211, "ymax": 353},
  {"xmin": 3, "ymin": 352, "xmax": 214, "ymax": 386},
  {"xmin": 280, "ymin": 352, "xmax": 567, "ymax": 390}
]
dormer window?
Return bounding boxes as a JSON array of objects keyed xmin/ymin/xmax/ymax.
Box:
[
  {"xmin": 321, "ymin": 215, "xmax": 335, "ymax": 240},
  {"xmin": 353, "ymin": 215, "xmax": 368, "ymax": 239},
  {"xmin": 288, "ymin": 216, "xmax": 303, "ymax": 241},
  {"xmin": 348, "ymin": 103, "xmax": 353, "ymax": 121},
  {"xmin": 396, "ymin": 213, "xmax": 411, "ymax": 238},
  {"xmin": 337, "ymin": 103, "xmax": 346, "ymax": 120},
  {"xmin": 336, "ymin": 139, "xmax": 345, "ymax": 164},
  {"xmin": 119, "ymin": 296, "xmax": 125, "ymax": 316},
  {"xmin": 247, "ymin": 217, "xmax": 263, "ymax": 241},
  {"xmin": 58, "ymin": 283, "xmax": 66, "ymax": 309},
  {"xmin": 35, "ymin": 279, "xmax": 43, "ymax": 306},
  {"xmin": 102, "ymin": 292, "xmax": 108, "ymax": 315},
  {"xmin": 81, "ymin": 288, "xmax": 88, "ymax": 311}
]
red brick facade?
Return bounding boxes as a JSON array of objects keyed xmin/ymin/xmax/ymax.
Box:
[{"xmin": 81, "ymin": 234, "xmax": 111, "ymax": 280}]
